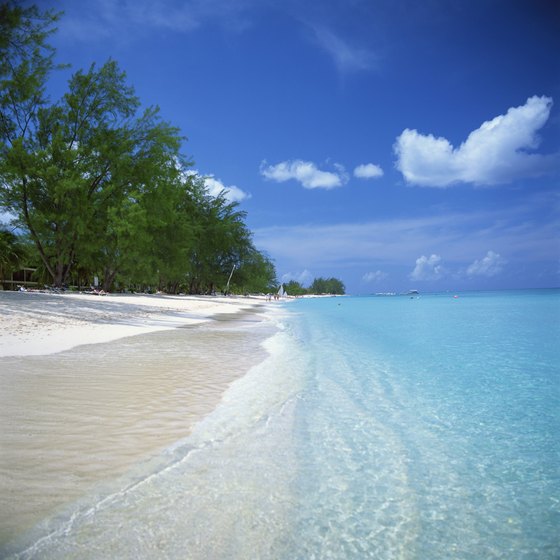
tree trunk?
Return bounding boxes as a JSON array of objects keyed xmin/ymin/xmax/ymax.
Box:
[
  {"xmin": 54, "ymin": 263, "xmax": 65, "ymax": 288},
  {"xmin": 103, "ymin": 267, "xmax": 117, "ymax": 292},
  {"xmin": 21, "ymin": 179, "xmax": 57, "ymax": 284}
]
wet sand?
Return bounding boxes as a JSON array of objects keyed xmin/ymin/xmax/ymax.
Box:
[{"xmin": 0, "ymin": 292, "xmax": 277, "ymax": 545}]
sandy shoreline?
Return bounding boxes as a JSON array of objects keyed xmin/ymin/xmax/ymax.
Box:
[
  {"xmin": 0, "ymin": 291, "xmax": 279, "ymax": 546},
  {"xmin": 0, "ymin": 291, "xmax": 271, "ymax": 357}
]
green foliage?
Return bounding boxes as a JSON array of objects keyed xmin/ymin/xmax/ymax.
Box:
[
  {"xmin": 234, "ymin": 249, "xmax": 277, "ymax": 294},
  {"xmin": 0, "ymin": 228, "xmax": 30, "ymax": 280},
  {"xmin": 0, "ymin": 2, "xmax": 61, "ymax": 148},
  {"xmin": 284, "ymin": 280, "xmax": 307, "ymax": 296},
  {"xmin": 309, "ymin": 277, "xmax": 346, "ymax": 295},
  {"xmin": 281, "ymin": 277, "xmax": 346, "ymax": 296},
  {"xmin": 0, "ymin": 3, "xmax": 275, "ymax": 293}
]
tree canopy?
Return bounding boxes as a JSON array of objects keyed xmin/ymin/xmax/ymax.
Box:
[
  {"xmin": 282, "ymin": 277, "xmax": 346, "ymax": 296},
  {"xmin": 0, "ymin": 2, "xmax": 277, "ymax": 294},
  {"xmin": 309, "ymin": 277, "xmax": 345, "ymax": 295}
]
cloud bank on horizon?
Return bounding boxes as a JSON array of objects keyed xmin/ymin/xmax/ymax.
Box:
[
  {"xmin": 411, "ymin": 254, "xmax": 444, "ymax": 281},
  {"xmin": 253, "ymin": 194, "xmax": 558, "ymax": 290},
  {"xmin": 362, "ymin": 270, "xmax": 388, "ymax": 283},
  {"xmin": 466, "ymin": 250, "xmax": 506, "ymax": 278},
  {"xmin": 408, "ymin": 251, "xmax": 506, "ymax": 283}
]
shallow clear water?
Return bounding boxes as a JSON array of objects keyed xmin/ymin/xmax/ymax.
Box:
[
  {"xmin": 4, "ymin": 290, "xmax": 560, "ymax": 559},
  {"xmin": 0, "ymin": 314, "xmax": 272, "ymax": 545}
]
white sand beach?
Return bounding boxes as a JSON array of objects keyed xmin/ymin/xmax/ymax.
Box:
[
  {"xmin": 0, "ymin": 291, "xmax": 278, "ymax": 545},
  {"xmin": 0, "ymin": 290, "xmax": 270, "ymax": 357}
]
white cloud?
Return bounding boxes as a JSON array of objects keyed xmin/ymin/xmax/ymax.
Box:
[
  {"xmin": 410, "ymin": 254, "xmax": 444, "ymax": 281},
  {"xmin": 362, "ymin": 270, "xmax": 387, "ymax": 282},
  {"xmin": 203, "ymin": 175, "xmax": 250, "ymax": 203},
  {"xmin": 253, "ymin": 196, "xmax": 558, "ymax": 280},
  {"xmin": 260, "ymin": 159, "xmax": 348, "ymax": 190},
  {"xmin": 467, "ymin": 250, "xmax": 506, "ymax": 277},
  {"xmin": 394, "ymin": 96, "xmax": 560, "ymax": 187},
  {"xmin": 281, "ymin": 270, "xmax": 313, "ymax": 285},
  {"xmin": 181, "ymin": 167, "xmax": 250, "ymax": 203},
  {"xmin": 59, "ymin": 0, "xmax": 252, "ymax": 41},
  {"xmin": 310, "ymin": 25, "xmax": 377, "ymax": 73},
  {"xmin": 354, "ymin": 163, "xmax": 384, "ymax": 180},
  {"xmin": 0, "ymin": 209, "xmax": 16, "ymax": 226}
]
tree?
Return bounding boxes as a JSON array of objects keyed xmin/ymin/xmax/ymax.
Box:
[
  {"xmin": 0, "ymin": 2, "xmax": 60, "ymax": 264},
  {"xmin": 0, "ymin": 2, "xmax": 61, "ymax": 148},
  {"xmin": 234, "ymin": 248, "xmax": 277, "ymax": 294},
  {"xmin": 185, "ymin": 188, "xmax": 253, "ymax": 294},
  {"xmin": 309, "ymin": 277, "xmax": 345, "ymax": 295},
  {"xmin": 284, "ymin": 280, "xmax": 307, "ymax": 296},
  {"xmin": 1, "ymin": 57, "xmax": 183, "ymax": 287},
  {"xmin": 0, "ymin": 228, "xmax": 29, "ymax": 282},
  {"xmin": 0, "ymin": 3, "xmax": 277, "ymax": 294},
  {"xmin": 127, "ymin": 166, "xmax": 199, "ymax": 293}
]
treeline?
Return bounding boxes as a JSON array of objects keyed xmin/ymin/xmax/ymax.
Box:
[
  {"xmin": 0, "ymin": 3, "xmax": 276, "ymax": 294},
  {"xmin": 285, "ymin": 277, "xmax": 345, "ymax": 296}
]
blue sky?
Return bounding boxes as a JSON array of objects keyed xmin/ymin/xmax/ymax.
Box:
[{"xmin": 26, "ymin": 1, "xmax": 560, "ymax": 292}]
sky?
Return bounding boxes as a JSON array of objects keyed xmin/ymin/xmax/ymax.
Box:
[{"xmin": 16, "ymin": 0, "xmax": 560, "ymax": 293}]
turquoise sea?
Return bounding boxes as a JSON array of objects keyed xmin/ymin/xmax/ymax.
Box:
[{"xmin": 5, "ymin": 290, "xmax": 560, "ymax": 559}]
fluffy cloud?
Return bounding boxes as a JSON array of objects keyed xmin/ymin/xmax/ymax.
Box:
[
  {"xmin": 362, "ymin": 270, "xmax": 387, "ymax": 282},
  {"xmin": 394, "ymin": 96, "xmax": 559, "ymax": 187},
  {"xmin": 467, "ymin": 250, "xmax": 505, "ymax": 277},
  {"xmin": 260, "ymin": 160, "xmax": 348, "ymax": 190},
  {"xmin": 354, "ymin": 163, "xmax": 384, "ymax": 180},
  {"xmin": 410, "ymin": 254, "xmax": 443, "ymax": 281},
  {"xmin": 203, "ymin": 175, "xmax": 250, "ymax": 203},
  {"xmin": 181, "ymin": 167, "xmax": 250, "ymax": 203}
]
